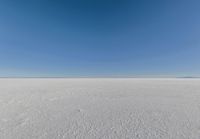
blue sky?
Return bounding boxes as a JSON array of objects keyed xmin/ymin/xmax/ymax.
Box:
[{"xmin": 0, "ymin": 0, "xmax": 200, "ymax": 77}]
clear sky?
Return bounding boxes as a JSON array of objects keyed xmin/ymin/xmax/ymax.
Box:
[{"xmin": 0, "ymin": 0, "xmax": 200, "ymax": 77}]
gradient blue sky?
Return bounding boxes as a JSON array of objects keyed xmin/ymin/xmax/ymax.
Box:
[{"xmin": 0, "ymin": 0, "xmax": 200, "ymax": 77}]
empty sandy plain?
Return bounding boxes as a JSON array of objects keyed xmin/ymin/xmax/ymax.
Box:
[{"xmin": 0, "ymin": 78, "xmax": 200, "ymax": 139}]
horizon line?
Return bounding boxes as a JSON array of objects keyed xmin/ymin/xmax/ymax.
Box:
[{"xmin": 0, "ymin": 76, "xmax": 199, "ymax": 79}]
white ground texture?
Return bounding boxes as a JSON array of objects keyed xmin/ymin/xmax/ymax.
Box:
[{"xmin": 0, "ymin": 78, "xmax": 200, "ymax": 139}]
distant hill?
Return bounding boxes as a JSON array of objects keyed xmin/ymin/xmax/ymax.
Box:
[{"xmin": 177, "ymin": 76, "xmax": 200, "ymax": 79}]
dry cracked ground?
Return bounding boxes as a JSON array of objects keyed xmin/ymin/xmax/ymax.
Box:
[{"xmin": 0, "ymin": 78, "xmax": 200, "ymax": 139}]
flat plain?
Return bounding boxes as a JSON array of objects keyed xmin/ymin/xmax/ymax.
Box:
[{"xmin": 0, "ymin": 78, "xmax": 200, "ymax": 139}]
